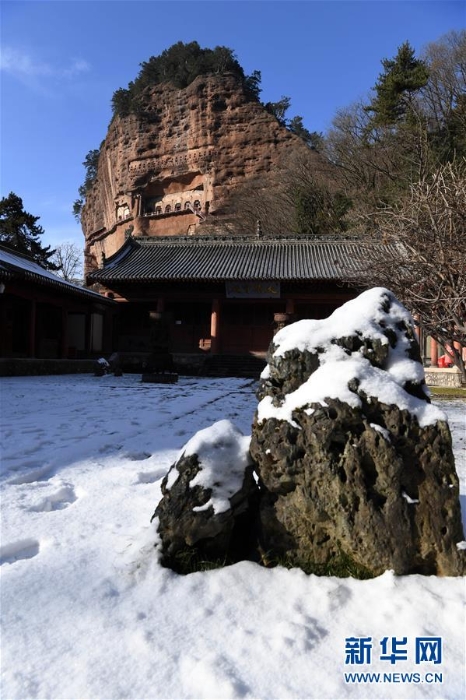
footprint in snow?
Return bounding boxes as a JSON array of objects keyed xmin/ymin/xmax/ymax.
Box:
[
  {"xmin": 98, "ymin": 443, "xmax": 123, "ymax": 454},
  {"xmin": 126, "ymin": 451, "xmax": 151, "ymax": 461},
  {"xmin": 137, "ymin": 469, "xmax": 166, "ymax": 484},
  {"xmin": 21, "ymin": 439, "xmax": 54, "ymax": 455},
  {"xmin": 0, "ymin": 538, "xmax": 40, "ymax": 566},
  {"xmin": 29, "ymin": 484, "xmax": 77, "ymax": 512},
  {"xmin": 7, "ymin": 465, "xmax": 54, "ymax": 485}
]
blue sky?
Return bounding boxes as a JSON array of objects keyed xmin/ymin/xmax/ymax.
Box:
[{"xmin": 1, "ymin": 0, "xmax": 465, "ymax": 251}]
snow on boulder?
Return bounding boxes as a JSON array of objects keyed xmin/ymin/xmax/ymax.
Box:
[
  {"xmin": 251, "ymin": 288, "xmax": 465, "ymax": 577},
  {"xmin": 153, "ymin": 420, "xmax": 259, "ymax": 573}
]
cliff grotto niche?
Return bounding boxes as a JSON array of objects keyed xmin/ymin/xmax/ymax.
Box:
[
  {"xmin": 116, "ymin": 202, "xmax": 130, "ymax": 221},
  {"xmin": 86, "ymin": 169, "xmax": 214, "ymax": 271},
  {"xmin": 138, "ymin": 171, "xmax": 210, "ymax": 229}
]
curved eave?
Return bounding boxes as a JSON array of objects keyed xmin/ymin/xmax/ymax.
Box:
[{"xmin": 0, "ymin": 262, "xmax": 114, "ymax": 303}]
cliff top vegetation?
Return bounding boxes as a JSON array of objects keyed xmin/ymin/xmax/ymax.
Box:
[{"xmin": 111, "ymin": 41, "xmax": 262, "ymax": 118}]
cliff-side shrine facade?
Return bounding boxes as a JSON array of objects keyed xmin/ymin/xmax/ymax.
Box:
[{"xmin": 85, "ymin": 155, "xmax": 216, "ymax": 273}]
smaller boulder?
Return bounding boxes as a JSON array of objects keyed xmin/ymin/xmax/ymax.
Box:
[{"xmin": 153, "ymin": 420, "xmax": 259, "ymax": 572}]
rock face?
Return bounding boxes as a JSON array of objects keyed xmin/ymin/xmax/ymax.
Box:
[
  {"xmin": 82, "ymin": 73, "xmax": 319, "ymax": 272},
  {"xmin": 250, "ymin": 288, "xmax": 465, "ymax": 577},
  {"xmin": 153, "ymin": 420, "xmax": 259, "ymax": 572}
]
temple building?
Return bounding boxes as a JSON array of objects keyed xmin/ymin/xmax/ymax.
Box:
[
  {"xmin": 0, "ymin": 246, "xmax": 115, "ymax": 361},
  {"xmin": 87, "ymin": 233, "xmax": 361, "ymax": 369}
]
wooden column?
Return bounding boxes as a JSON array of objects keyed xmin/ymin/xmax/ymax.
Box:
[
  {"xmin": 286, "ymin": 298, "xmax": 295, "ymax": 315},
  {"xmin": 210, "ymin": 299, "xmax": 221, "ymax": 354},
  {"xmin": 430, "ymin": 337, "xmax": 439, "ymax": 367},
  {"xmin": 29, "ymin": 300, "xmax": 36, "ymax": 357},
  {"xmin": 85, "ymin": 311, "xmax": 92, "ymax": 356},
  {"xmin": 61, "ymin": 308, "xmax": 68, "ymax": 359}
]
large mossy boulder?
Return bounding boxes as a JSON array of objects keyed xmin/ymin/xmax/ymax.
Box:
[{"xmin": 251, "ymin": 288, "xmax": 465, "ymax": 577}]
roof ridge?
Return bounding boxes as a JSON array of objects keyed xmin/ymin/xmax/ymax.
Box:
[{"xmin": 134, "ymin": 234, "xmax": 360, "ymax": 245}]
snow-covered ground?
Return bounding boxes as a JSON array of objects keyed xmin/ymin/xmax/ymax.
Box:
[{"xmin": 1, "ymin": 374, "xmax": 465, "ymax": 700}]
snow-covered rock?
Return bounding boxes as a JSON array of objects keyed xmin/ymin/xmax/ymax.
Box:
[
  {"xmin": 251, "ymin": 288, "xmax": 465, "ymax": 577},
  {"xmin": 153, "ymin": 420, "xmax": 259, "ymax": 572}
]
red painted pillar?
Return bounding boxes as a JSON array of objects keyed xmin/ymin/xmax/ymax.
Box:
[{"xmin": 211, "ymin": 299, "xmax": 220, "ymax": 354}]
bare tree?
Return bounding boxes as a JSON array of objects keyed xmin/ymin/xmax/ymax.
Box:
[
  {"xmin": 421, "ymin": 30, "xmax": 466, "ymax": 141},
  {"xmin": 346, "ymin": 159, "xmax": 466, "ymax": 380},
  {"xmin": 226, "ymin": 147, "xmax": 349, "ymax": 237},
  {"xmin": 51, "ymin": 242, "xmax": 84, "ymax": 284}
]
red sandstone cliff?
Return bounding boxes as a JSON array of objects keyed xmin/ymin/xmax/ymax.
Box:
[{"xmin": 82, "ymin": 73, "xmax": 319, "ymax": 271}]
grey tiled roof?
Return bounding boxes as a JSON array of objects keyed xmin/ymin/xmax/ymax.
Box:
[
  {"xmin": 89, "ymin": 236, "xmax": 365, "ymax": 283},
  {"xmin": 0, "ymin": 246, "xmax": 111, "ymax": 301}
]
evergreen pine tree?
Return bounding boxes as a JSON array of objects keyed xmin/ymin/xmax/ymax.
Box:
[
  {"xmin": 366, "ymin": 41, "xmax": 429, "ymax": 126},
  {"xmin": 0, "ymin": 192, "xmax": 58, "ymax": 269},
  {"xmin": 288, "ymin": 116, "xmax": 323, "ymax": 149}
]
